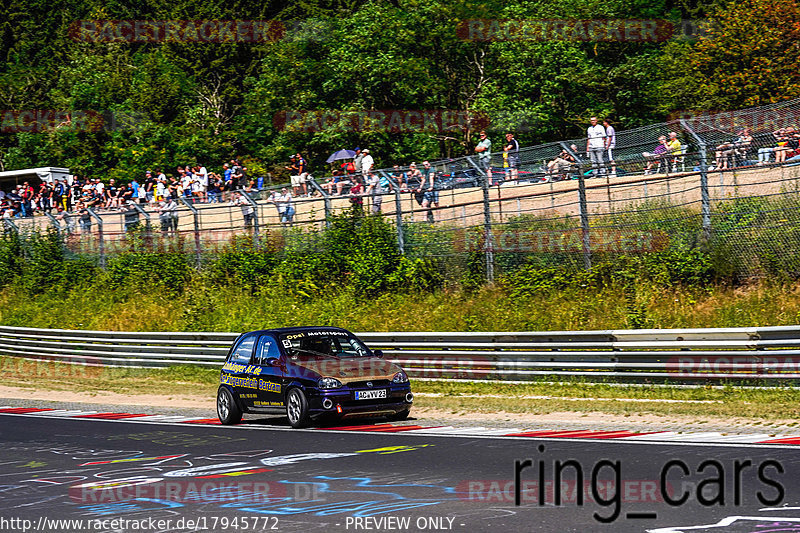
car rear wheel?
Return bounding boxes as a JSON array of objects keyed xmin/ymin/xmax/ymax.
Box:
[
  {"xmin": 286, "ymin": 388, "xmax": 310, "ymax": 428},
  {"xmin": 217, "ymin": 386, "xmax": 242, "ymax": 425}
]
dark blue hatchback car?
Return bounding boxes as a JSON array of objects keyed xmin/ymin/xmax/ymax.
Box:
[{"xmin": 216, "ymin": 326, "xmax": 413, "ymax": 428}]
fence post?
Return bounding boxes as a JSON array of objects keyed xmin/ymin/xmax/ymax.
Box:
[
  {"xmin": 308, "ymin": 178, "xmax": 331, "ymax": 227},
  {"xmin": 3, "ymin": 218, "xmax": 19, "ymax": 237},
  {"xmin": 380, "ymin": 170, "xmax": 405, "ymax": 255},
  {"xmin": 239, "ymin": 190, "xmax": 260, "ymax": 247},
  {"xmin": 86, "ymin": 207, "xmax": 105, "ymax": 269},
  {"xmin": 681, "ymin": 118, "xmax": 712, "ymax": 242},
  {"xmin": 130, "ymin": 202, "xmax": 152, "ymax": 250},
  {"xmin": 44, "ymin": 212, "xmax": 61, "ymax": 235},
  {"xmin": 562, "ymin": 143, "xmax": 591, "ymax": 270},
  {"xmin": 467, "ymin": 155, "xmax": 494, "ymax": 282},
  {"xmin": 179, "ymin": 197, "xmax": 202, "ymax": 268}
]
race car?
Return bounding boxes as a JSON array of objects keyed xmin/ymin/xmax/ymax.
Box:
[{"xmin": 216, "ymin": 326, "xmax": 413, "ymax": 428}]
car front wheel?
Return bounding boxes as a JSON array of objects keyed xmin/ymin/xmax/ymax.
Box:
[
  {"xmin": 286, "ymin": 388, "xmax": 310, "ymax": 428},
  {"xmin": 217, "ymin": 386, "xmax": 242, "ymax": 425}
]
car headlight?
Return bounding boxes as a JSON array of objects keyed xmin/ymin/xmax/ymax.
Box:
[
  {"xmin": 318, "ymin": 377, "xmax": 343, "ymax": 389},
  {"xmin": 392, "ymin": 371, "xmax": 409, "ymax": 384}
]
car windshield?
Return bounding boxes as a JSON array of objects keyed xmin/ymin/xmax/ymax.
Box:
[{"xmin": 280, "ymin": 331, "xmax": 372, "ymax": 359}]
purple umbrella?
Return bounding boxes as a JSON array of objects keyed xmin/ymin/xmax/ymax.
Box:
[{"xmin": 325, "ymin": 149, "xmax": 356, "ymax": 163}]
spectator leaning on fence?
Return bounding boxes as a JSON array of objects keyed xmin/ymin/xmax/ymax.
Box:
[
  {"xmin": 474, "ymin": 130, "xmax": 492, "ymax": 178},
  {"xmin": 586, "ymin": 116, "xmax": 607, "ymax": 177}
]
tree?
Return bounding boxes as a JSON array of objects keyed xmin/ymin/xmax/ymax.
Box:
[{"xmin": 658, "ymin": 0, "xmax": 800, "ymax": 111}]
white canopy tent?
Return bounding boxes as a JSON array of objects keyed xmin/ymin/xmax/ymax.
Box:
[{"xmin": 0, "ymin": 167, "xmax": 72, "ymax": 191}]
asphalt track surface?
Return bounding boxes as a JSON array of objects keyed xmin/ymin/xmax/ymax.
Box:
[{"xmin": 1, "ymin": 414, "xmax": 800, "ymax": 533}]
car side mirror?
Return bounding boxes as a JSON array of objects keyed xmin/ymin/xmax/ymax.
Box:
[
  {"xmin": 266, "ymin": 357, "xmax": 281, "ymax": 367},
  {"xmin": 373, "ymin": 349, "xmax": 384, "ymax": 358}
]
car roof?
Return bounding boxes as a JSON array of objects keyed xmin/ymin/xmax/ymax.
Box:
[{"xmin": 239, "ymin": 326, "xmax": 353, "ymax": 337}]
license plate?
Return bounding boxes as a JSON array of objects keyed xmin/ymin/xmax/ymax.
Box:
[{"xmin": 355, "ymin": 389, "xmax": 387, "ymax": 400}]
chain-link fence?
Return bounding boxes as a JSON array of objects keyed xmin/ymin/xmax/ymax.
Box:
[{"xmin": 7, "ymin": 98, "xmax": 800, "ymax": 281}]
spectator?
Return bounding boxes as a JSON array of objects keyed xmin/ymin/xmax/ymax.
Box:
[
  {"xmin": 353, "ymin": 147, "xmax": 364, "ymax": 177},
  {"xmin": 389, "ymin": 164, "xmax": 407, "ymax": 191},
  {"xmin": 545, "ymin": 149, "xmax": 576, "ymax": 181},
  {"xmin": 642, "ymin": 136, "xmax": 669, "ymax": 174},
  {"xmin": 287, "ymin": 155, "xmax": 303, "ymax": 197},
  {"xmin": 195, "ymin": 163, "xmax": 208, "ymax": 202},
  {"xmin": 586, "ymin": 116, "xmax": 607, "ymax": 177},
  {"xmin": 323, "ymin": 170, "xmax": 350, "ymax": 196},
  {"xmin": 158, "ymin": 196, "xmax": 178, "ymax": 236},
  {"xmin": 474, "ymin": 130, "xmax": 492, "ymax": 179},
  {"xmin": 604, "ymin": 119, "xmax": 617, "ymax": 177},
  {"xmin": 296, "ymin": 153, "xmax": 311, "ymax": 197},
  {"xmin": 361, "ymin": 149, "xmax": 374, "ymax": 180},
  {"xmin": 773, "ymin": 127, "xmax": 798, "ymax": 164},
  {"xmin": 714, "ymin": 128, "xmax": 752, "ymax": 170},
  {"xmin": 20, "ymin": 181, "xmax": 34, "ymax": 217},
  {"xmin": 231, "ymin": 192, "xmax": 255, "ymax": 229},
  {"xmin": 366, "ymin": 173, "xmax": 383, "ymax": 214},
  {"xmin": 222, "ymin": 163, "xmax": 232, "ymax": 189},
  {"xmin": 758, "ymin": 128, "xmax": 784, "ymax": 165},
  {"xmin": 208, "ymin": 174, "xmax": 222, "ymax": 203},
  {"xmin": 130, "ymin": 177, "xmax": 141, "ymax": 205},
  {"xmin": 420, "ymin": 160, "xmax": 438, "ymax": 222},
  {"xmin": 407, "ymin": 162, "xmax": 422, "ymax": 189},
  {"xmin": 104, "ymin": 178, "xmax": 119, "ymax": 209},
  {"xmin": 278, "ymin": 187, "xmax": 294, "ymax": 225},
  {"xmin": 349, "ymin": 178, "xmax": 364, "ymax": 208},
  {"xmin": 503, "ymin": 132, "xmax": 520, "ymax": 181},
  {"xmin": 123, "ymin": 201, "xmax": 140, "ymax": 232},
  {"xmin": 144, "ymin": 171, "xmax": 156, "ymax": 204},
  {"xmin": 77, "ymin": 201, "xmax": 91, "ymax": 233}
]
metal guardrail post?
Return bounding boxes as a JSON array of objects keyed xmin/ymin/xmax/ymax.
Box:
[
  {"xmin": 179, "ymin": 197, "xmax": 202, "ymax": 268},
  {"xmin": 380, "ymin": 170, "xmax": 405, "ymax": 255},
  {"xmin": 130, "ymin": 202, "xmax": 152, "ymax": 249},
  {"xmin": 44, "ymin": 212, "xmax": 61, "ymax": 235},
  {"xmin": 681, "ymin": 118, "xmax": 712, "ymax": 242},
  {"xmin": 239, "ymin": 190, "xmax": 259, "ymax": 246},
  {"xmin": 467, "ymin": 155, "xmax": 494, "ymax": 282},
  {"xmin": 562, "ymin": 143, "xmax": 591, "ymax": 270},
  {"xmin": 86, "ymin": 207, "xmax": 105, "ymax": 269},
  {"xmin": 3, "ymin": 218, "xmax": 19, "ymax": 236},
  {"xmin": 308, "ymin": 178, "xmax": 331, "ymax": 227}
]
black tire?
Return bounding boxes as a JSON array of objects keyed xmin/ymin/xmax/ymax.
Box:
[
  {"xmin": 286, "ymin": 388, "xmax": 311, "ymax": 428},
  {"xmin": 217, "ymin": 386, "xmax": 242, "ymax": 425},
  {"xmin": 389, "ymin": 408, "xmax": 410, "ymax": 421}
]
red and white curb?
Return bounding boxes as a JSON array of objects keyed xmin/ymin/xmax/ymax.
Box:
[{"xmin": 2, "ymin": 406, "xmax": 799, "ymax": 446}]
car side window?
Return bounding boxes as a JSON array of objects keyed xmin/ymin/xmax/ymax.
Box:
[
  {"xmin": 229, "ymin": 334, "xmax": 256, "ymax": 363},
  {"xmin": 253, "ymin": 334, "xmax": 280, "ymax": 365}
]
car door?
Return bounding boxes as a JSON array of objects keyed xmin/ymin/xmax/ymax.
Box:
[
  {"xmin": 252, "ymin": 333, "xmax": 285, "ymax": 409},
  {"xmin": 223, "ymin": 332, "xmax": 258, "ymax": 409}
]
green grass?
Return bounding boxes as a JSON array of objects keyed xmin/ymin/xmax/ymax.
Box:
[{"xmin": 3, "ymin": 278, "xmax": 800, "ymax": 333}]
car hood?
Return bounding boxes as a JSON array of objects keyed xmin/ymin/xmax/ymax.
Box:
[{"xmin": 289, "ymin": 357, "xmax": 402, "ymax": 384}]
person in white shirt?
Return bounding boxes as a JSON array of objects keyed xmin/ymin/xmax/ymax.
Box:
[
  {"xmin": 585, "ymin": 116, "xmax": 607, "ymax": 177},
  {"xmin": 603, "ymin": 119, "xmax": 617, "ymax": 177},
  {"xmin": 361, "ymin": 149, "xmax": 374, "ymax": 179}
]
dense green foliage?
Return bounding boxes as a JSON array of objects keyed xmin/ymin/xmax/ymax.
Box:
[{"xmin": 1, "ymin": 0, "xmax": 796, "ymax": 179}]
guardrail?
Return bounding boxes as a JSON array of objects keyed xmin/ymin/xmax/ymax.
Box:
[{"xmin": 3, "ymin": 325, "xmax": 800, "ymax": 383}]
